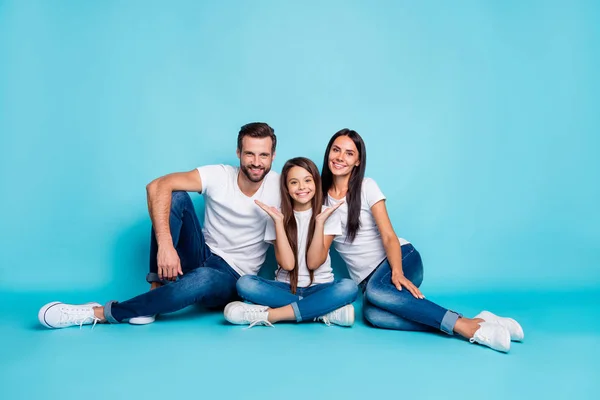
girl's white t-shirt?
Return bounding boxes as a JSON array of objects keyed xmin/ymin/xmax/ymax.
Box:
[
  {"xmin": 325, "ymin": 177, "xmax": 409, "ymax": 284},
  {"xmin": 264, "ymin": 206, "xmax": 342, "ymax": 287},
  {"xmin": 196, "ymin": 164, "xmax": 281, "ymax": 276}
]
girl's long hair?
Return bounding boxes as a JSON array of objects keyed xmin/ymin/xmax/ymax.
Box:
[
  {"xmin": 321, "ymin": 129, "xmax": 366, "ymax": 243},
  {"xmin": 279, "ymin": 157, "xmax": 323, "ymax": 294}
]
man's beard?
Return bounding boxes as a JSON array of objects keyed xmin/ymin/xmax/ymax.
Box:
[{"xmin": 240, "ymin": 163, "xmax": 271, "ymax": 183}]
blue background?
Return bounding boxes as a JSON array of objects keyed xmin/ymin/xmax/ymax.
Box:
[{"xmin": 0, "ymin": 1, "xmax": 599, "ymax": 399}]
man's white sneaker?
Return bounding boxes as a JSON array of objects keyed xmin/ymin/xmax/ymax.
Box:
[
  {"xmin": 224, "ymin": 301, "xmax": 273, "ymax": 328},
  {"xmin": 469, "ymin": 322, "xmax": 511, "ymax": 353},
  {"xmin": 38, "ymin": 302, "xmax": 102, "ymax": 329},
  {"xmin": 129, "ymin": 315, "xmax": 156, "ymax": 325},
  {"xmin": 475, "ymin": 310, "xmax": 524, "ymax": 341},
  {"xmin": 317, "ymin": 304, "xmax": 355, "ymax": 327}
]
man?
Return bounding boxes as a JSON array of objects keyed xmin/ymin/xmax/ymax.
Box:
[{"xmin": 38, "ymin": 122, "xmax": 280, "ymax": 328}]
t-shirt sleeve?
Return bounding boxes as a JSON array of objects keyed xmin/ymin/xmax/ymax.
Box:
[
  {"xmin": 322, "ymin": 206, "xmax": 343, "ymax": 236},
  {"xmin": 264, "ymin": 217, "xmax": 277, "ymax": 243},
  {"xmin": 196, "ymin": 165, "xmax": 228, "ymax": 195},
  {"xmin": 363, "ymin": 178, "xmax": 386, "ymax": 208}
]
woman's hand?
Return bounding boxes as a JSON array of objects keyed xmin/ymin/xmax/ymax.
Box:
[
  {"xmin": 391, "ymin": 270, "xmax": 424, "ymax": 299},
  {"xmin": 315, "ymin": 201, "xmax": 344, "ymax": 224},
  {"xmin": 255, "ymin": 200, "xmax": 284, "ymax": 224}
]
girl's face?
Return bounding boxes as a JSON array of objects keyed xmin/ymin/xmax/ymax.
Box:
[
  {"xmin": 328, "ymin": 135, "xmax": 360, "ymax": 177},
  {"xmin": 286, "ymin": 166, "xmax": 316, "ymax": 210}
]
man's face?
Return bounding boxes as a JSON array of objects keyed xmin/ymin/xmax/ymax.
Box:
[{"xmin": 237, "ymin": 136, "xmax": 275, "ymax": 183}]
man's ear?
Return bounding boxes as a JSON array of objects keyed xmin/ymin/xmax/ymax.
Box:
[
  {"xmin": 272, "ymin": 151, "xmax": 276, "ymax": 161},
  {"xmin": 236, "ymin": 148, "xmax": 241, "ymax": 159}
]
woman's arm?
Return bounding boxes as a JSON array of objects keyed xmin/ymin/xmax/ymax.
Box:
[{"xmin": 371, "ymin": 200, "xmax": 424, "ymax": 299}]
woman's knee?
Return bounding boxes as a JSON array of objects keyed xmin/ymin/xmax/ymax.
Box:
[
  {"xmin": 365, "ymin": 284, "xmax": 410, "ymax": 312},
  {"xmin": 402, "ymin": 247, "xmax": 424, "ymax": 287}
]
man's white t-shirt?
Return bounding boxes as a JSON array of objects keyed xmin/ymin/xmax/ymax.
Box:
[
  {"xmin": 325, "ymin": 178, "xmax": 409, "ymax": 284},
  {"xmin": 264, "ymin": 206, "xmax": 342, "ymax": 287},
  {"xmin": 196, "ymin": 165, "xmax": 280, "ymax": 276}
]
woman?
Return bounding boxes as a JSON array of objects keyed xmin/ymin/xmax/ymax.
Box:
[{"xmin": 321, "ymin": 129, "xmax": 524, "ymax": 352}]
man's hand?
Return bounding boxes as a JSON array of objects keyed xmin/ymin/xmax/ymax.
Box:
[
  {"xmin": 157, "ymin": 245, "xmax": 183, "ymax": 281},
  {"xmin": 391, "ymin": 270, "xmax": 424, "ymax": 299}
]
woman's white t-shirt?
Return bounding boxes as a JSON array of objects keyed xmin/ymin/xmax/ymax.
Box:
[
  {"xmin": 325, "ymin": 178, "xmax": 409, "ymax": 284},
  {"xmin": 264, "ymin": 206, "xmax": 342, "ymax": 287}
]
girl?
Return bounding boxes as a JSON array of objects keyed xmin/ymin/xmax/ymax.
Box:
[
  {"xmin": 321, "ymin": 129, "xmax": 524, "ymax": 352},
  {"xmin": 224, "ymin": 157, "xmax": 358, "ymax": 328}
]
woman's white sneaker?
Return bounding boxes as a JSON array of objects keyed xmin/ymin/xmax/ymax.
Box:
[
  {"xmin": 469, "ymin": 322, "xmax": 511, "ymax": 353},
  {"xmin": 38, "ymin": 302, "xmax": 102, "ymax": 329},
  {"xmin": 317, "ymin": 304, "xmax": 355, "ymax": 327},
  {"xmin": 224, "ymin": 301, "xmax": 272, "ymax": 328},
  {"xmin": 475, "ymin": 310, "xmax": 524, "ymax": 341}
]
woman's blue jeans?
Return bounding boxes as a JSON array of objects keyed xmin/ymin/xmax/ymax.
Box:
[{"xmin": 362, "ymin": 244, "xmax": 461, "ymax": 335}]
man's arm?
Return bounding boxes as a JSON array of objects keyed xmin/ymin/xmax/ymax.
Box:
[{"xmin": 146, "ymin": 169, "xmax": 202, "ymax": 280}]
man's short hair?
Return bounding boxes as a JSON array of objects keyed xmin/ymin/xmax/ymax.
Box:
[{"xmin": 237, "ymin": 122, "xmax": 277, "ymax": 153}]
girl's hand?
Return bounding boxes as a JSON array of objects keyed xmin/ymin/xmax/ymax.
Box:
[
  {"xmin": 391, "ymin": 270, "xmax": 425, "ymax": 299},
  {"xmin": 315, "ymin": 201, "xmax": 344, "ymax": 224},
  {"xmin": 255, "ymin": 200, "xmax": 284, "ymax": 223}
]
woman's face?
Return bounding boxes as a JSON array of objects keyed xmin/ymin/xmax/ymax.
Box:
[
  {"xmin": 328, "ymin": 135, "xmax": 360, "ymax": 177},
  {"xmin": 286, "ymin": 166, "xmax": 316, "ymax": 208}
]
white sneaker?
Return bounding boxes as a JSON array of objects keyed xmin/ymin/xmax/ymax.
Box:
[
  {"xmin": 475, "ymin": 311, "xmax": 524, "ymax": 341},
  {"xmin": 129, "ymin": 315, "xmax": 156, "ymax": 325},
  {"xmin": 317, "ymin": 304, "xmax": 355, "ymax": 327},
  {"xmin": 469, "ymin": 322, "xmax": 511, "ymax": 353},
  {"xmin": 38, "ymin": 302, "xmax": 102, "ymax": 329},
  {"xmin": 223, "ymin": 301, "xmax": 272, "ymax": 328}
]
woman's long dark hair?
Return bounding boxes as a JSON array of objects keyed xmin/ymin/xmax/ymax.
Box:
[
  {"xmin": 279, "ymin": 157, "xmax": 323, "ymax": 294},
  {"xmin": 321, "ymin": 129, "xmax": 366, "ymax": 243}
]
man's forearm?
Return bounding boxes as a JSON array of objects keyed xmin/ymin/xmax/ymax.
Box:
[{"xmin": 146, "ymin": 179, "xmax": 174, "ymax": 247}]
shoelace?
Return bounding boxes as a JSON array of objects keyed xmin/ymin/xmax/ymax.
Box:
[
  {"xmin": 246, "ymin": 319, "xmax": 274, "ymax": 329},
  {"xmin": 319, "ymin": 316, "xmax": 332, "ymax": 326},
  {"xmin": 470, "ymin": 331, "xmax": 489, "ymax": 344},
  {"xmin": 243, "ymin": 309, "xmax": 273, "ymax": 329},
  {"xmin": 60, "ymin": 307, "xmax": 101, "ymax": 330}
]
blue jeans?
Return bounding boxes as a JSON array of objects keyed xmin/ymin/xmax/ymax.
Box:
[
  {"xmin": 362, "ymin": 244, "xmax": 461, "ymax": 335},
  {"xmin": 236, "ymin": 276, "xmax": 358, "ymax": 322},
  {"xmin": 104, "ymin": 191, "xmax": 241, "ymax": 323}
]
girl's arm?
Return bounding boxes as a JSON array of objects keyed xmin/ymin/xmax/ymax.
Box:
[
  {"xmin": 255, "ymin": 200, "xmax": 295, "ymax": 271},
  {"xmin": 306, "ymin": 222, "xmax": 335, "ymax": 270},
  {"xmin": 371, "ymin": 200, "xmax": 424, "ymax": 299},
  {"xmin": 307, "ymin": 203, "xmax": 344, "ymax": 270},
  {"xmin": 272, "ymin": 219, "xmax": 296, "ymax": 271}
]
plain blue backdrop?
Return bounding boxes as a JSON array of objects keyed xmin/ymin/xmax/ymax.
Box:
[
  {"xmin": 0, "ymin": 1, "xmax": 599, "ymax": 399},
  {"xmin": 1, "ymin": 0, "xmax": 598, "ymax": 294}
]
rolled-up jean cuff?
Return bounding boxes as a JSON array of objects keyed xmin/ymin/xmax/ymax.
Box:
[
  {"xmin": 104, "ymin": 300, "xmax": 121, "ymax": 324},
  {"xmin": 440, "ymin": 310, "xmax": 462, "ymax": 335},
  {"xmin": 146, "ymin": 272, "xmax": 162, "ymax": 284},
  {"xmin": 291, "ymin": 302, "xmax": 302, "ymax": 322}
]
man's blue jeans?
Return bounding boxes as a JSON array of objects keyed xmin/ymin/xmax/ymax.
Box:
[
  {"xmin": 104, "ymin": 192, "xmax": 240, "ymax": 323},
  {"xmin": 237, "ymin": 276, "xmax": 358, "ymax": 322},
  {"xmin": 362, "ymin": 244, "xmax": 461, "ymax": 335}
]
